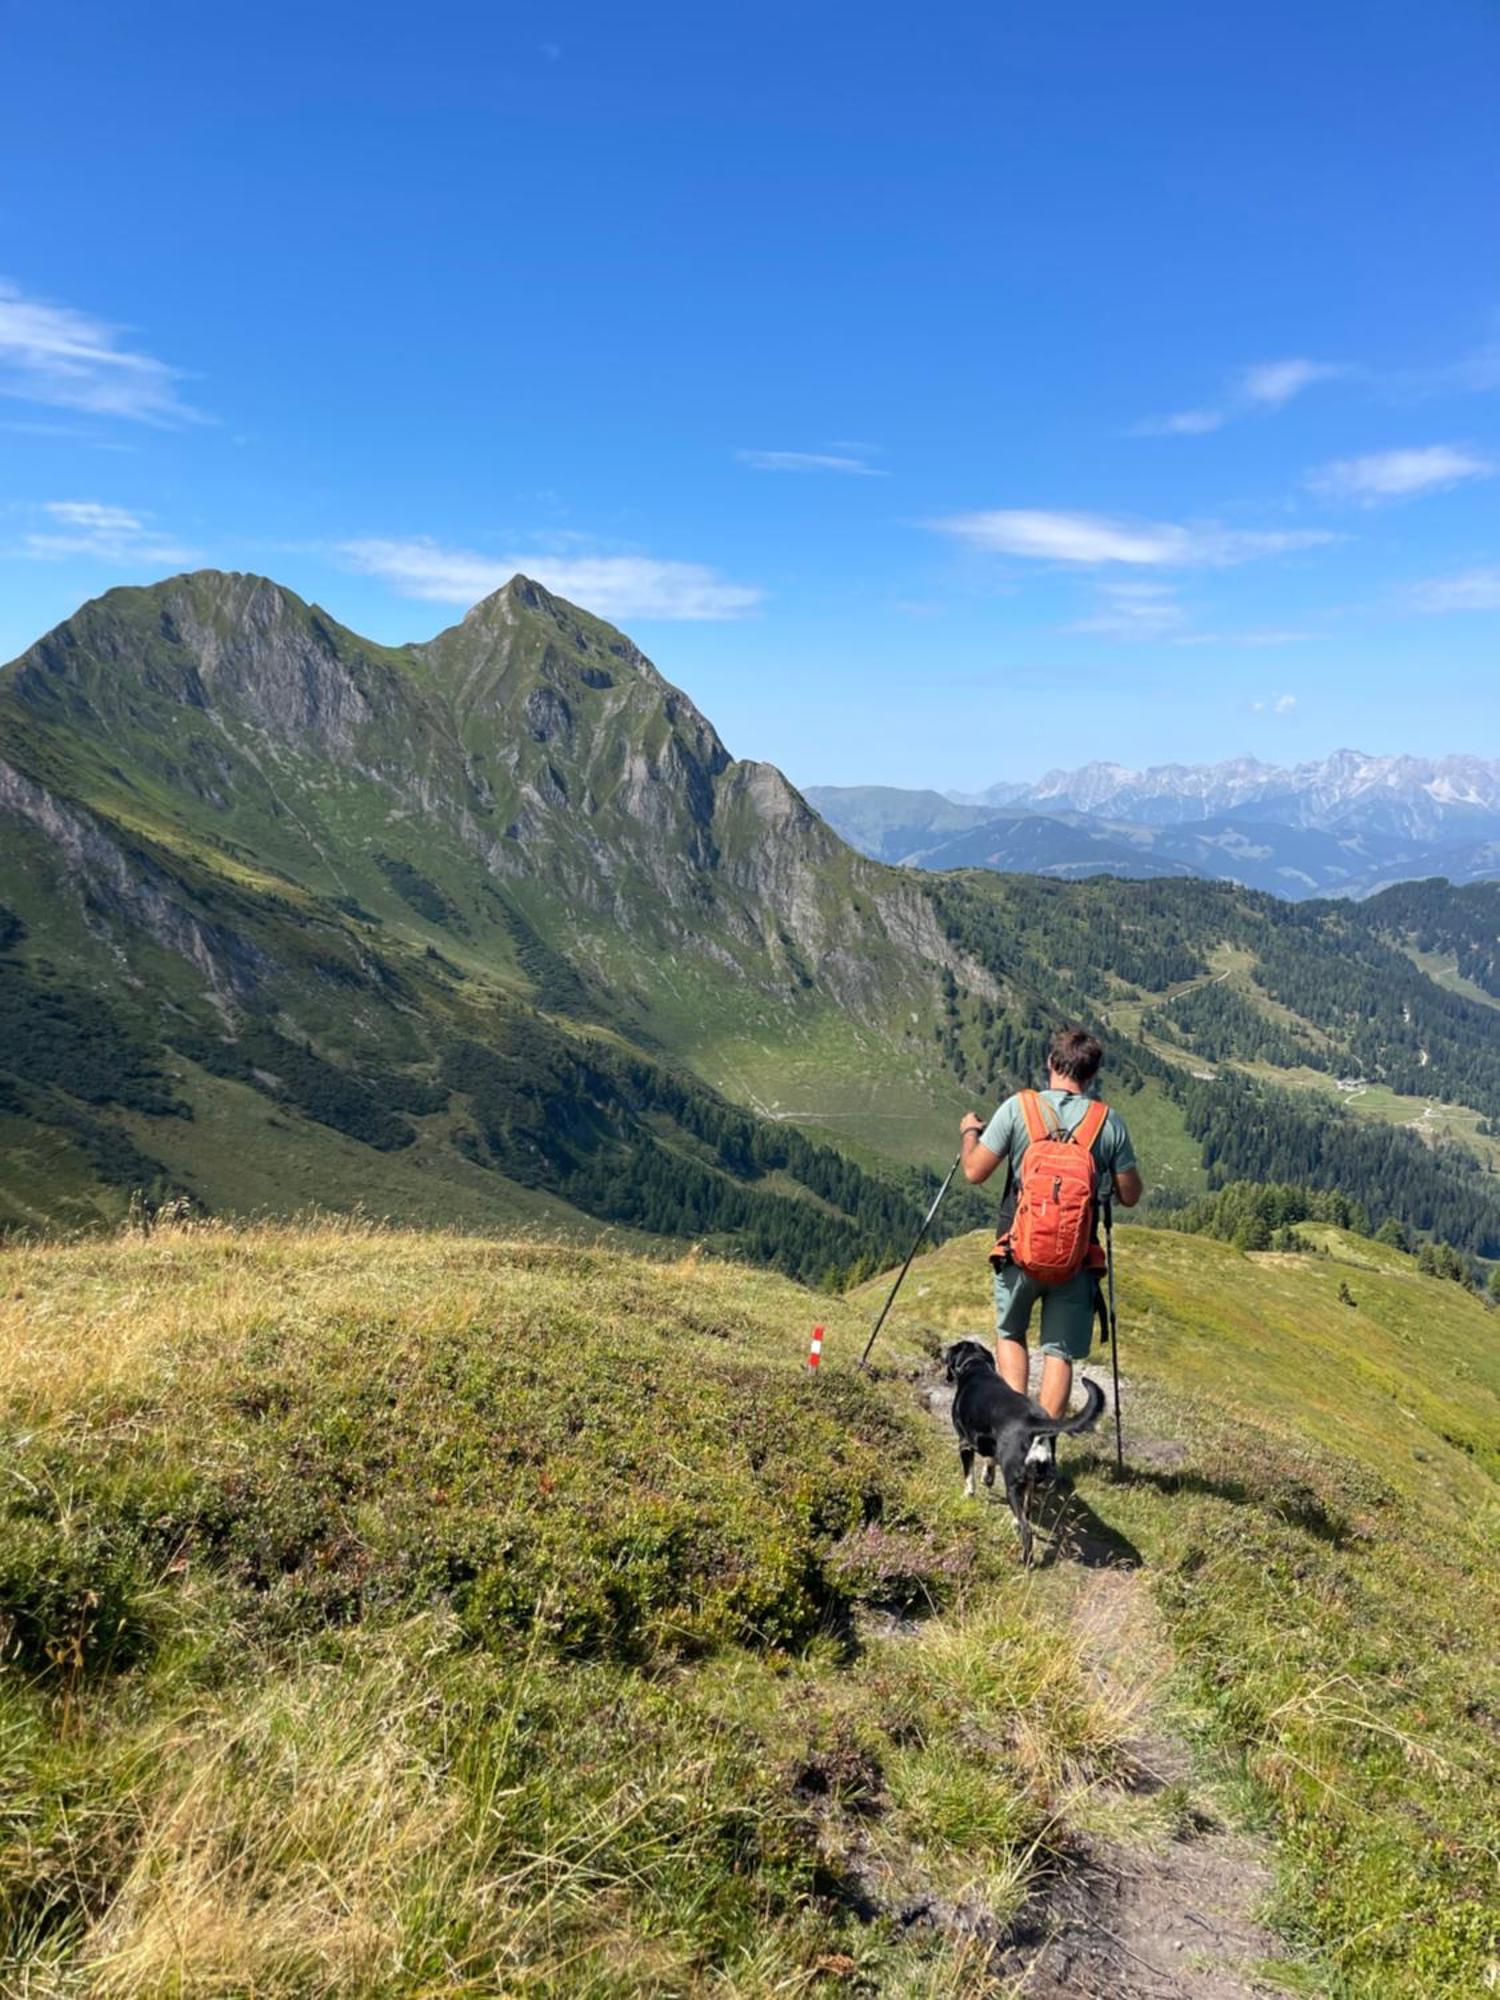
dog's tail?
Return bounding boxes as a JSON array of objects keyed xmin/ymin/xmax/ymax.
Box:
[{"xmin": 1028, "ymin": 1377, "xmax": 1106, "ymax": 1438}]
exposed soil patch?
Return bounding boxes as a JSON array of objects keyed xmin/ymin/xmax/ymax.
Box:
[{"xmin": 996, "ymin": 1830, "xmax": 1284, "ymax": 1999}]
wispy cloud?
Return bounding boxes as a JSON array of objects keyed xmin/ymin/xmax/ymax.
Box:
[
  {"xmin": 1135, "ymin": 356, "xmax": 1341, "ymax": 438},
  {"xmin": 736, "ymin": 449, "xmax": 886, "ymax": 476},
  {"xmin": 13, "ymin": 500, "xmax": 195, "ymax": 565},
  {"xmin": 931, "ymin": 508, "xmax": 1338, "ymax": 568},
  {"xmin": 1240, "ymin": 358, "xmax": 1340, "ymax": 408},
  {"xmin": 1132, "ymin": 408, "xmax": 1225, "ymax": 437},
  {"xmin": 1067, "ymin": 579, "xmax": 1316, "ymax": 649},
  {"xmin": 0, "ymin": 281, "xmax": 205, "ymax": 424},
  {"xmin": 1179, "ymin": 630, "xmax": 1315, "ymax": 649},
  {"xmin": 1307, "ymin": 444, "xmax": 1493, "ymax": 505},
  {"xmin": 1069, "ymin": 581, "xmax": 1188, "ymax": 640},
  {"xmin": 1407, "ymin": 566, "xmax": 1500, "ymax": 613},
  {"xmin": 338, "ymin": 537, "xmax": 762, "ymax": 620},
  {"xmin": 1250, "ymin": 692, "xmax": 1299, "ymax": 714}
]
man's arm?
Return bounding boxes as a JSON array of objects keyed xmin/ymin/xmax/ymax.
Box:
[
  {"xmin": 1104, "ymin": 1111, "xmax": 1143, "ymax": 1207},
  {"xmin": 959, "ymin": 1111, "xmax": 1003, "ymax": 1185}
]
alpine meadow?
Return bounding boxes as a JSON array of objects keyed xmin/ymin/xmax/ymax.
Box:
[
  {"xmin": 6, "ymin": 2, "xmax": 1500, "ymax": 1993},
  {"xmin": 0, "ymin": 573, "xmax": 1497, "ymax": 1994}
]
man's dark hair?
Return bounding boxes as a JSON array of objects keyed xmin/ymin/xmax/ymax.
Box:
[{"xmin": 1048, "ymin": 1025, "xmax": 1103, "ymax": 1085}]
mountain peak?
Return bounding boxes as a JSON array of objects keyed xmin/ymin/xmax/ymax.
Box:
[{"xmin": 460, "ymin": 573, "xmax": 559, "ymax": 626}]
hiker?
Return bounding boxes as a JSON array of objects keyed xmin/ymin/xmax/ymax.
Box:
[{"xmin": 958, "ymin": 1028, "xmax": 1142, "ymax": 1460}]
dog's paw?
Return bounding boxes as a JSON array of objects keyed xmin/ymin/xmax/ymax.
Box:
[{"xmin": 982, "ymin": 1462, "xmax": 996, "ymax": 1487}]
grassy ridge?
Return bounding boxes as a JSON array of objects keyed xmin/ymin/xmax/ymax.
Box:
[
  {"xmin": 874, "ymin": 1225, "xmax": 1500, "ymax": 1994},
  {"xmin": 0, "ymin": 1223, "xmax": 1128, "ymax": 1996},
  {"xmin": 2, "ymin": 1217, "xmax": 1496, "ymax": 1994}
]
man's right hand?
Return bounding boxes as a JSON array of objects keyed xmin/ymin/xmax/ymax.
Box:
[{"xmin": 959, "ymin": 1112, "xmax": 984, "ymax": 1141}]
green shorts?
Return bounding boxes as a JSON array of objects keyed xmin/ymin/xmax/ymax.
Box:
[{"xmin": 993, "ymin": 1263, "xmax": 1099, "ymax": 1362}]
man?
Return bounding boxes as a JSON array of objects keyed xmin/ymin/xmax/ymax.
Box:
[{"xmin": 959, "ymin": 1027, "xmax": 1142, "ymax": 1450}]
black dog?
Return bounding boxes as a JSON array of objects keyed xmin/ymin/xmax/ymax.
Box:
[{"xmin": 943, "ymin": 1338, "xmax": 1105, "ymax": 1564}]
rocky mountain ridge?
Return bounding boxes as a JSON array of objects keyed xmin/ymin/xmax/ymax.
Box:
[
  {"xmin": 0, "ymin": 570, "xmax": 995, "ymax": 1243},
  {"xmin": 813, "ymin": 750, "xmax": 1500, "ymax": 898},
  {"xmin": 957, "ymin": 749, "xmax": 1500, "ymax": 837}
]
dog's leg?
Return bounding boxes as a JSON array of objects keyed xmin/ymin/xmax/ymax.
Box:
[
  {"xmin": 983, "ymin": 1456, "xmax": 996, "ymax": 1489},
  {"xmin": 960, "ymin": 1444, "xmax": 975, "ymax": 1498},
  {"xmin": 976, "ymin": 1431, "xmax": 997, "ymax": 1487},
  {"xmin": 1005, "ymin": 1472, "xmax": 1033, "ymax": 1566}
]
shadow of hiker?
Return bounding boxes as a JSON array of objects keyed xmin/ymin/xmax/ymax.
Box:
[
  {"xmin": 1026, "ymin": 1480, "xmax": 1142, "ymax": 1571},
  {"xmin": 1065, "ymin": 1446, "xmax": 1356, "ymax": 1550}
]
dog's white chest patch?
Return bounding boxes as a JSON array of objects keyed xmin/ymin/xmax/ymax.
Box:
[{"xmin": 1024, "ymin": 1435, "xmax": 1052, "ymax": 1470}]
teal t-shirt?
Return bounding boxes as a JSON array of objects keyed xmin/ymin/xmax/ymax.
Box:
[{"xmin": 979, "ymin": 1087, "xmax": 1137, "ymax": 1201}]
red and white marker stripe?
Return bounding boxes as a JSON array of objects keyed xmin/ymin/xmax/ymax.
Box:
[{"xmin": 807, "ymin": 1323, "xmax": 824, "ymax": 1369}]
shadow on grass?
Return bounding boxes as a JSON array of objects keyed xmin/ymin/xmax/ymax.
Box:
[
  {"xmin": 1028, "ymin": 1482, "xmax": 1143, "ymax": 1571},
  {"xmin": 1069, "ymin": 1446, "xmax": 1356, "ymax": 1550}
]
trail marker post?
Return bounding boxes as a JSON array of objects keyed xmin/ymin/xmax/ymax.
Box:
[{"xmin": 807, "ymin": 1323, "xmax": 824, "ymax": 1370}]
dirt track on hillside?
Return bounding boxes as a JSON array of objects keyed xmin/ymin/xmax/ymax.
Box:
[{"xmin": 919, "ymin": 1362, "xmax": 1290, "ymax": 1999}]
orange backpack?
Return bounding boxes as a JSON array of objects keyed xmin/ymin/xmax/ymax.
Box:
[{"xmin": 991, "ymin": 1091, "xmax": 1110, "ymax": 1286}]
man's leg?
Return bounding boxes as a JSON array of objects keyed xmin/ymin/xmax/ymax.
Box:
[
  {"xmin": 993, "ymin": 1266, "xmax": 1035, "ymax": 1394},
  {"xmin": 1036, "ymin": 1273, "xmax": 1095, "ymax": 1417},
  {"xmin": 997, "ymin": 1334, "xmax": 1029, "ymax": 1396},
  {"xmin": 1036, "ymin": 1353, "xmax": 1073, "ymax": 1418}
]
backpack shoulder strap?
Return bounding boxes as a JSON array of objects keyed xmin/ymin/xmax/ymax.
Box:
[
  {"xmin": 1073, "ymin": 1098, "xmax": 1110, "ymax": 1153},
  {"xmin": 1018, "ymin": 1090, "xmax": 1054, "ymax": 1142}
]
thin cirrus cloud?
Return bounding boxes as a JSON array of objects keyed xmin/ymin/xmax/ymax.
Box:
[
  {"xmin": 1250, "ymin": 693, "xmax": 1298, "ymax": 714},
  {"xmin": 930, "ymin": 508, "xmax": 1338, "ymax": 568},
  {"xmin": 1239, "ymin": 358, "xmax": 1340, "ymax": 407},
  {"xmin": 1136, "ymin": 356, "xmax": 1341, "ymax": 437},
  {"xmin": 1068, "ymin": 581, "xmax": 1188, "ymax": 640},
  {"xmin": 1070, "ymin": 581, "xmax": 1315, "ymax": 648},
  {"xmin": 338, "ymin": 537, "xmax": 763, "ymax": 620},
  {"xmin": 736, "ymin": 449, "xmax": 886, "ymax": 476},
  {"xmin": 16, "ymin": 500, "xmax": 196, "ymax": 565},
  {"xmin": 1306, "ymin": 444, "xmax": 1493, "ymax": 505},
  {"xmin": 0, "ymin": 280, "xmax": 205, "ymax": 425},
  {"xmin": 1406, "ymin": 567, "xmax": 1500, "ymax": 613}
]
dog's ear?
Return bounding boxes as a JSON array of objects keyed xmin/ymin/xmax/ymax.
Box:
[{"xmin": 941, "ymin": 1343, "xmax": 959, "ymax": 1382}]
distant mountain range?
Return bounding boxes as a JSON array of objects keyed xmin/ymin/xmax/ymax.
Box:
[{"xmin": 807, "ymin": 754, "xmax": 1500, "ymax": 898}]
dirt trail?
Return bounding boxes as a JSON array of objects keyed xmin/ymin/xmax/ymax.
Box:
[{"xmin": 921, "ymin": 1361, "xmax": 1289, "ymax": 1998}]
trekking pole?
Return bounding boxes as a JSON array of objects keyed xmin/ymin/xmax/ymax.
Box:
[
  {"xmin": 858, "ymin": 1151, "xmax": 962, "ymax": 1370},
  {"xmin": 1103, "ymin": 1198, "xmax": 1124, "ymax": 1472}
]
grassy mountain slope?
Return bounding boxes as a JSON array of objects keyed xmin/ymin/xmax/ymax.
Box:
[
  {"xmin": 927, "ymin": 872, "xmax": 1500, "ymax": 1256},
  {"xmin": 857, "ymin": 1221, "xmax": 1500, "ymax": 1996},
  {"xmin": 0, "ymin": 572, "xmax": 988, "ymax": 1266},
  {"xmin": 2, "ymin": 1215, "xmax": 1494, "ymax": 1994},
  {"xmin": 801, "ymin": 784, "xmax": 997, "ymax": 863},
  {"xmin": 0, "ymin": 1219, "xmax": 1126, "ymax": 1996}
]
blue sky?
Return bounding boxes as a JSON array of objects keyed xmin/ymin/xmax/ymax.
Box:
[{"xmin": 2, "ymin": 0, "xmax": 1497, "ymax": 790}]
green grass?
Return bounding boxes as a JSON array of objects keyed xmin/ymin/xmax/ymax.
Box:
[
  {"xmin": 866, "ymin": 1225, "xmax": 1500, "ymax": 1995},
  {"xmin": 0, "ymin": 1220, "xmax": 1128, "ymax": 1996},
  {"xmin": 1239, "ymin": 1062, "xmax": 1500, "ymax": 1172},
  {"xmin": 1404, "ymin": 946, "xmax": 1500, "ymax": 1014},
  {"xmin": 3, "ymin": 1215, "xmax": 1497, "ymax": 1991}
]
